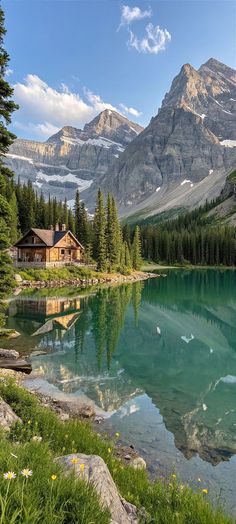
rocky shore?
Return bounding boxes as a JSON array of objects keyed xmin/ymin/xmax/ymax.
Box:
[{"xmin": 17, "ymin": 270, "xmax": 159, "ymax": 289}]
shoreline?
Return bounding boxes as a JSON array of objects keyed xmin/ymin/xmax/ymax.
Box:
[{"xmin": 16, "ymin": 269, "xmax": 160, "ymax": 290}]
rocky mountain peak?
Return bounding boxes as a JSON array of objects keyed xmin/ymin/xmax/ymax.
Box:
[
  {"xmin": 83, "ymin": 109, "xmax": 143, "ymax": 143},
  {"xmin": 162, "ymin": 62, "xmax": 207, "ymax": 112},
  {"xmin": 46, "ymin": 125, "xmax": 82, "ymax": 143},
  {"xmin": 199, "ymin": 58, "xmax": 236, "ymax": 81}
]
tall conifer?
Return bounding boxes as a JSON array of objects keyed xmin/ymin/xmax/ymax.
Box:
[
  {"xmin": 132, "ymin": 226, "xmax": 142, "ymax": 270},
  {"xmin": 93, "ymin": 189, "xmax": 107, "ymax": 271},
  {"xmin": 0, "ymin": 6, "xmax": 18, "ymax": 297}
]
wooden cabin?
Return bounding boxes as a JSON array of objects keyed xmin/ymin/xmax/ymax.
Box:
[{"xmin": 14, "ymin": 226, "xmax": 84, "ymax": 268}]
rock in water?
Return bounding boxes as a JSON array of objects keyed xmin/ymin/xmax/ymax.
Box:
[
  {"xmin": 0, "ymin": 398, "xmax": 21, "ymax": 431},
  {"xmin": 0, "ymin": 359, "xmax": 32, "ymax": 374},
  {"xmin": 57, "ymin": 453, "xmax": 138, "ymax": 524}
]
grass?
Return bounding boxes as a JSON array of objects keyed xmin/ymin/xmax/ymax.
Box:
[
  {"xmin": 18, "ymin": 265, "xmax": 133, "ymax": 283},
  {"xmin": 227, "ymin": 169, "xmax": 236, "ymax": 181},
  {"xmin": 0, "ymin": 378, "xmax": 235, "ymax": 524},
  {"xmin": 18, "ymin": 266, "xmax": 100, "ymax": 282}
]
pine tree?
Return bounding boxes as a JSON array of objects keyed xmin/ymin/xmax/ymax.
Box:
[
  {"xmin": 124, "ymin": 241, "xmax": 131, "ymax": 269},
  {"xmin": 9, "ymin": 191, "xmax": 18, "ymax": 243},
  {"xmin": 132, "ymin": 225, "xmax": 142, "ymax": 270},
  {"xmin": 74, "ymin": 190, "xmax": 81, "ymax": 239},
  {"xmin": 111, "ymin": 195, "xmax": 122, "ymax": 266},
  {"xmin": 0, "ymin": 6, "xmax": 18, "ymax": 298},
  {"xmin": 93, "ymin": 189, "xmax": 107, "ymax": 271}
]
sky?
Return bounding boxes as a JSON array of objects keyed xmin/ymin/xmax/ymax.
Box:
[{"xmin": 3, "ymin": 0, "xmax": 236, "ymax": 141}]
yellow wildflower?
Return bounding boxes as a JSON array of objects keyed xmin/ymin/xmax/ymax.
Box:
[
  {"xmin": 115, "ymin": 432, "xmax": 120, "ymax": 438},
  {"xmin": 171, "ymin": 474, "xmax": 176, "ymax": 479},
  {"xmin": 51, "ymin": 475, "xmax": 57, "ymax": 481},
  {"xmin": 202, "ymin": 488, "xmax": 208, "ymax": 494},
  {"xmin": 108, "ymin": 448, "xmax": 111, "ymax": 453},
  {"xmin": 27, "ymin": 420, "xmax": 31, "ymax": 425},
  {"xmin": 70, "ymin": 457, "xmax": 79, "ymax": 465},
  {"xmin": 80, "ymin": 463, "xmax": 85, "ymax": 472}
]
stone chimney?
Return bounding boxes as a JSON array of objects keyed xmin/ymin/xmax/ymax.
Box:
[
  {"xmin": 50, "ymin": 224, "xmax": 54, "ymax": 231},
  {"xmin": 59, "ymin": 223, "xmax": 66, "ymax": 231},
  {"xmin": 55, "ymin": 223, "xmax": 59, "ymax": 231}
]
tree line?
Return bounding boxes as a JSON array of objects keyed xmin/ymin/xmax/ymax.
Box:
[{"xmin": 135, "ymin": 206, "xmax": 236, "ymax": 266}]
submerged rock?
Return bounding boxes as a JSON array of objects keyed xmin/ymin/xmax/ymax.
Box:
[{"xmin": 57, "ymin": 453, "xmax": 138, "ymax": 524}]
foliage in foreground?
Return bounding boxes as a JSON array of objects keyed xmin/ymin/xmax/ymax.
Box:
[{"xmin": 0, "ymin": 378, "xmax": 234, "ymax": 524}]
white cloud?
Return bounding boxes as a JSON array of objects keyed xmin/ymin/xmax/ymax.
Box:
[
  {"xmin": 5, "ymin": 68, "xmax": 13, "ymax": 77},
  {"xmin": 119, "ymin": 103, "xmax": 142, "ymax": 117},
  {"xmin": 85, "ymin": 89, "xmax": 117, "ymax": 113},
  {"xmin": 119, "ymin": 5, "xmax": 152, "ymax": 27},
  {"xmin": 12, "ymin": 74, "xmax": 122, "ymax": 139},
  {"xmin": 11, "ymin": 74, "xmax": 141, "ymax": 140},
  {"xmin": 13, "ymin": 120, "xmax": 60, "ymax": 138},
  {"xmin": 128, "ymin": 23, "xmax": 171, "ymax": 54}
]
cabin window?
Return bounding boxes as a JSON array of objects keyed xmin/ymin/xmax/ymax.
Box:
[
  {"xmin": 68, "ymin": 249, "xmax": 71, "ymax": 255},
  {"xmin": 61, "ymin": 249, "xmax": 65, "ymax": 254}
]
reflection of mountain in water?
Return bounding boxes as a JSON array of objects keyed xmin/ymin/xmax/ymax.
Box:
[
  {"xmin": 117, "ymin": 270, "xmax": 236, "ymax": 465},
  {"xmin": 6, "ymin": 271, "xmax": 236, "ymax": 464}
]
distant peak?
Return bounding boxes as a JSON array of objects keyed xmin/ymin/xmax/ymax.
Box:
[
  {"xmin": 85, "ymin": 109, "xmax": 143, "ymax": 135},
  {"xmin": 200, "ymin": 57, "xmax": 226, "ymax": 70},
  {"xmin": 181, "ymin": 63, "xmax": 197, "ymax": 75}
]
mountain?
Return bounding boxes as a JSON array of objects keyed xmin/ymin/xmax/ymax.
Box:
[
  {"xmin": 6, "ymin": 110, "xmax": 143, "ymax": 205},
  {"xmin": 95, "ymin": 58, "xmax": 236, "ymax": 219}
]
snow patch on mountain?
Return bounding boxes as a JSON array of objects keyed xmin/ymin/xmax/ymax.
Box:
[
  {"xmin": 220, "ymin": 140, "xmax": 236, "ymax": 148},
  {"xmin": 6, "ymin": 153, "xmax": 34, "ymax": 164},
  {"xmin": 180, "ymin": 179, "xmax": 193, "ymax": 186},
  {"xmin": 36, "ymin": 171, "xmax": 93, "ymax": 190}
]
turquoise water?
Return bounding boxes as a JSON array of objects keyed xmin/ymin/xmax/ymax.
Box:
[{"xmin": 5, "ymin": 270, "xmax": 236, "ymax": 515}]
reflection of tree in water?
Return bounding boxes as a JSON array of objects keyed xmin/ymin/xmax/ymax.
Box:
[
  {"xmin": 144, "ymin": 269, "xmax": 236, "ymax": 307},
  {"xmin": 73, "ymin": 298, "xmax": 90, "ymax": 363},
  {"xmin": 132, "ymin": 282, "xmax": 144, "ymax": 327},
  {"xmin": 90, "ymin": 285, "xmax": 134, "ymax": 370}
]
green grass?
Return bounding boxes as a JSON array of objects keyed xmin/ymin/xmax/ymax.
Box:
[
  {"xmin": 18, "ymin": 266, "xmax": 102, "ymax": 282},
  {"xmin": 0, "ymin": 378, "xmax": 234, "ymax": 524},
  {"xmin": 227, "ymin": 169, "xmax": 236, "ymax": 181}
]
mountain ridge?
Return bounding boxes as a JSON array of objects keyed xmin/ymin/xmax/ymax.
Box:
[
  {"xmin": 6, "ymin": 57, "xmax": 236, "ymax": 219},
  {"xmin": 90, "ymin": 57, "xmax": 236, "ymax": 219},
  {"xmin": 6, "ymin": 109, "xmax": 143, "ymax": 203}
]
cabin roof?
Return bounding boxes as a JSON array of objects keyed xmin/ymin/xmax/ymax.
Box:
[{"xmin": 14, "ymin": 228, "xmax": 84, "ymax": 249}]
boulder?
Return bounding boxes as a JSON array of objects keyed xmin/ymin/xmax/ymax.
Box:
[
  {"xmin": 15, "ymin": 273, "xmax": 23, "ymax": 283},
  {"xmin": 0, "ymin": 359, "xmax": 32, "ymax": 374},
  {"xmin": 0, "ymin": 348, "xmax": 20, "ymax": 360},
  {"xmin": 0, "ymin": 397, "xmax": 21, "ymax": 431},
  {"xmin": 131, "ymin": 457, "xmax": 146, "ymax": 470},
  {"xmin": 57, "ymin": 453, "xmax": 138, "ymax": 524}
]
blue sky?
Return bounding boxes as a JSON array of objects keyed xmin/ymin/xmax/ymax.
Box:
[{"xmin": 3, "ymin": 0, "xmax": 236, "ymax": 140}]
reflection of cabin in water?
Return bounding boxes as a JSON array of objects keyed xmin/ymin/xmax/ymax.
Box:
[
  {"xmin": 8, "ymin": 296, "xmax": 83, "ymax": 336},
  {"xmin": 14, "ymin": 226, "xmax": 84, "ymax": 268},
  {"xmin": 9, "ymin": 296, "xmax": 81, "ymax": 319}
]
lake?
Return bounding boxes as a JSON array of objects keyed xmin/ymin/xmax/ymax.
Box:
[{"xmin": 4, "ymin": 269, "xmax": 236, "ymax": 516}]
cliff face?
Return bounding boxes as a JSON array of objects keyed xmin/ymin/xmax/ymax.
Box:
[
  {"xmin": 96, "ymin": 58, "xmax": 236, "ymax": 218},
  {"xmin": 6, "ymin": 110, "xmax": 143, "ymax": 204}
]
